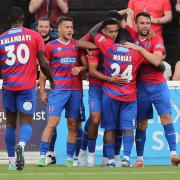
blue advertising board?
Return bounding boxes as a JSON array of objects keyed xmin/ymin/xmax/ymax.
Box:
[{"xmin": 0, "ymin": 81, "xmax": 180, "ymax": 165}]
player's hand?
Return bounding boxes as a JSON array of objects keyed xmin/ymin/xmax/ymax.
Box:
[
  {"xmin": 109, "ymin": 74, "xmax": 128, "ymax": 85},
  {"xmin": 123, "ymin": 42, "xmax": 141, "ymax": 51},
  {"xmin": 49, "ymin": 80, "xmax": 55, "ymax": 89},
  {"xmin": 72, "ymin": 67, "xmax": 81, "ymax": 75},
  {"xmin": 36, "ymin": 80, "xmax": 40, "ymax": 89},
  {"xmin": 150, "ymin": 16, "xmax": 158, "ymax": 24},
  {"xmin": 126, "ymin": 8, "xmax": 134, "ymax": 16},
  {"xmin": 40, "ymin": 92, "xmax": 48, "ymax": 105}
]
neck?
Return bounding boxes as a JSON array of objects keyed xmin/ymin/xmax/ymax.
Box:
[
  {"xmin": 58, "ymin": 36, "xmax": 71, "ymax": 44},
  {"xmin": 138, "ymin": 34, "xmax": 148, "ymax": 41},
  {"xmin": 43, "ymin": 36, "xmax": 50, "ymax": 42}
]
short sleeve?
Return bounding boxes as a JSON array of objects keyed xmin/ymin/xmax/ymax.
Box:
[
  {"xmin": 88, "ymin": 49, "xmax": 100, "ymax": 64},
  {"xmin": 164, "ymin": 0, "xmax": 172, "ymax": 11},
  {"xmin": 95, "ymin": 33, "xmax": 114, "ymax": 55},
  {"xmin": 45, "ymin": 43, "xmax": 52, "ymax": 62}
]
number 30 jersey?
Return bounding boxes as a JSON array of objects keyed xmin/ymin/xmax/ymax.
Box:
[
  {"xmin": 0, "ymin": 27, "xmax": 45, "ymax": 91},
  {"xmin": 95, "ymin": 33, "xmax": 145, "ymax": 102}
]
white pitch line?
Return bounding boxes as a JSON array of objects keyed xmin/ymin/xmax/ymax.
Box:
[{"xmin": 0, "ymin": 171, "xmax": 180, "ymax": 176}]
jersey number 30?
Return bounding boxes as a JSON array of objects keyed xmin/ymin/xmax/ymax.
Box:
[
  {"xmin": 111, "ymin": 63, "xmax": 133, "ymax": 81},
  {"xmin": 5, "ymin": 44, "xmax": 30, "ymax": 66}
]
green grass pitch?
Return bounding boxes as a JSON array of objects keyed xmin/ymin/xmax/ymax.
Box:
[{"xmin": 0, "ymin": 165, "xmax": 180, "ymax": 180}]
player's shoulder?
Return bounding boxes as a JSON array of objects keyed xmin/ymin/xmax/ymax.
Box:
[
  {"xmin": 151, "ymin": 35, "xmax": 163, "ymax": 42},
  {"xmin": 82, "ymin": 33, "xmax": 92, "ymax": 41},
  {"xmin": 23, "ymin": 27, "xmax": 37, "ymax": 34},
  {"xmin": 0, "ymin": 31, "xmax": 7, "ymax": 37},
  {"xmin": 71, "ymin": 38, "xmax": 78, "ymax": 45},
  {"xmin": 46, "ymin": 39, "xmax": 59, "ymax": 47}
]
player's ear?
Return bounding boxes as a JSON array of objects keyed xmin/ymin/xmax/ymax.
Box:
[{"xmin": 101, "ymin": 29, "xmax": 105, "ymax": 34}]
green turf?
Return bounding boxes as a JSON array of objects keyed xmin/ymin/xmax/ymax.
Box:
[{"xmin": 0, "ymin": 165, "xmax": 180, "ymax": 180}]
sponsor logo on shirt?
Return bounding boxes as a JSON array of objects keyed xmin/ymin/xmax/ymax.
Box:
[
  {"xmin": 60, "ymin": 57, "xmax": 77, "ymax": 64},
  {"xmin": 144, "ymin": 42, "xmax": 151, "ymax": 48},
  {"xmin": 98, "ymin": 36, "xmax": 105, "ymax": 42},
  {"xmin": 155, "ymin": 42, "xmax": 163, "ymax": 49},
  {"xmin": 56, "ymin": 47, "xmax": 62, "ymax": 52}
]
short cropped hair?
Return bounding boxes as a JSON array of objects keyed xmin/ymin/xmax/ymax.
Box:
[
  {"xmin": 101, "ymin": 18, "xmax": 118, "ymax": 29},
  {"xmin": 56, "ymin": 16, "xmax": 73, "ymax": 26},
  {"xmin": 38, "ymin": 16, "xmax": 50, "ymax": 22},
  {"xmin": 8, "ymin": 7, "xmax": 24, "ymax": 24},
  {"xmin": 135, "ymin": 11, "xmax": 151, "ymax": 23}
]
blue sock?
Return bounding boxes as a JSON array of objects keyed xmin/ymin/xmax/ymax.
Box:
[
  {"xmin": 135, "ymin": 129, "xmax": 146, "ymax": 156},
  {"xmin": 49, "ymin": 129, "xmax": 57, "ymax": 152},
  {"xmin": 123, "ymin": 134, "xmax": 134, "ymax": 157},
  {"xmin": 88, "ymin": 139, "xmax": 96, "ymax": 153},
  {"xmin": 19, "ymin": 124, "xmax": 32, "ymax": 144},
  {"xmin": 75, "ymin": 128, "xmax": 83, "ymax": 157},
  {"xmin": 104, "ymin": 143, "xmax": 115, "ymax": 160},
  {"xmin": 163, "ymin": 124, "xmax": 176, "ymax": 151},
  {"xmin": 115, "ymin": 135, "xmax": 122, "ymax": 155},
  {"xmin": 103, "ymin": 144, "xmax": 107, "ymax": 158},
  {"xmin": 81, "ymin": 119, "xmax": 89, "ymax": 151},
  {"xmin": 40, "ymin": 141, "xmax": 50, "ymax": 156},
  {"xmin": 5, "ymin": 127, "xmax": 16, "ymax": 157},
  {"xmin": 67, "ymin": 143, "xmax": 76, "ymax": 158}
]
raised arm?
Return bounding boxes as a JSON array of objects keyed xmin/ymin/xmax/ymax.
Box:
[
  {"xmin": 29, "ymin": 0, "xmax": 44, "ymax": 13},
  {"xmin": 89, "ymin": 22, "xmax": 103, "ymax": 40},
  {"xmin": 56, "ymin": 0, "xmax": 68, "ymax": 14},
  {"xmin": 176, "ymin": 0, "xmax": 180, "ymax": 12},
  {"xmin": 151, "ymin": 11, "xmax": 172, "ymax": 25}
]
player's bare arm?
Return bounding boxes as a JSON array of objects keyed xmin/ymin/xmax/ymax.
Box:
[
  {"xmin": 124, "ymin": 42, "xmax": 163, "ymax": 66},
  {"xmin": 89, "ymin": 21, "xmax": 103, "ymax": 40},
  {"xmin": 150, "ymin": 11, "xmax": 172, "ymax": 25},
  {"xmin": 89, "ymin": 59, "xmax": 127, "ymax": 86},
  {"xmin": 77, "ymin": 40, "xmax": 97, "ymax": 50},
  {"xmin": 56, "ymin": 0, "xmax": 68, "ymax": 14},
  {"xmin": 176, "ymin": 0, "xmax": 180, "ymax": 12},
  {"xmin": 39, "ymin": 72, "xmax": 48, "ymax": 105},
  {"xmin": 29, "ymin": 0, "xmax": 44, "ymax": 13},
  {"xmin": 37, "ymin": 51, "xmax": 55, "ymax": 89},
  {"xmin": 71, "ymin": 53, "xmax": 88, "ymax": 75}
]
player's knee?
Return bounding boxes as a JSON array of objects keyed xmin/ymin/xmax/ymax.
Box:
[
  {"xmin": 160, "ymin": 114, "xmax": 172, "ymax": 125},
  {"xmin": 124, "ymin": 129, "xmax": 133, "ymax": 135},
  {"xmin": 68, "ymin": 118, "xmax": 78, "ymax": 132},
  {"xmin": 103, "ymin": 130, "xmax": 115, "ymax": 143},
  {"xmin": 137, "ymin": 121, "xmax": 148, "ymax": 131},
  {"xmin": 47, "ymin": 120, "xmax": 58, "ymax": 129},
  {"xmin": 90, "ymin": 114, "xmax": 101, "ymax": 125},
  {"xmin": 90, "ymin": 118, "xmax": 100, "ymax": 127}
]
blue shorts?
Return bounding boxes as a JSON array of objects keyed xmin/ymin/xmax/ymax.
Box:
[
  {"xmin": 137, "ymin": 82, "xmax": 172, "ymax": 121},
  {"xmin": 65, "ymin": 96, "xmax": 86, "ymax": 122},
  {"xmin": 47, "ymin": 90, "xmax": 82, "ymax": 118},
  {"xmin": 101, "ymin": 93, "xmax": 137, "ymax": 130},
  {"xmin": 2, "ymin": 88, "xmax": 36, "ymax": 115},
  {"xmin": 89, "ymin": 84, "xmax": 103, "ymax": 113}
]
